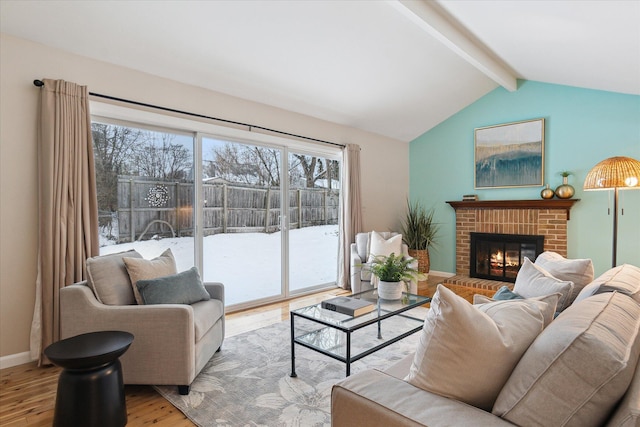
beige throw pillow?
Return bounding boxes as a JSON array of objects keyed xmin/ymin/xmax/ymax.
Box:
[
  {"xmin": 473, "ymin": 292, "xmax": 561, "ymax": 327},
  {"xmin": 534, "ymin": 251, "xmax": 594, "ymax": 304},
  {"xmin": 367, "ymin": 231, "xmax": 403, "ymax": 263},
  {"xmin": 493, "ymin": 292, "xmax": 640, "ymax": 427},
  {"xmin": 86, "ymin": 249, "xmax": 142, "ymax": 305},
  {"xmin": 123, "ymin": 248, "xmax": 177, "ymax": 304},
  {"xmin": 514, "ymin": 258, "xmax": 574, "ymax": 311},
  {"xmin": 405, "ymin": 284, "xmax": 548, "ymax": 411}
]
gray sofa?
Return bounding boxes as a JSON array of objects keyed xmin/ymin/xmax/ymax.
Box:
[
  {"xmin": 60, "ymin": 250, "xmax": 224, "ymax": 395},
  {"xmin": 332, "ymin": 263, "xmax": 640, "ymax": 427}
]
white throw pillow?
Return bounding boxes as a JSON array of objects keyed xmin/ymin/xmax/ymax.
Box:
[
  {"xmin": 514, "ymin": 258, "xmax": 574, "ymax": 312},
  {"xmin": 473, "ymin": 292, "xmax": 561, "ymax": 327},
  {"xmin": 367, "ymin": 231, "xmax": 403, "ymax": 263},
  {"xmin": 405, "ymin": 284, "xmax": 548, "ymax": 411},
  {"xmin": 534, "ymin": 251, "xmax": 594, "ymax": 305}
]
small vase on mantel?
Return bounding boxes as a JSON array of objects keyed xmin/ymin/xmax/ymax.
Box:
[
  {"xmin": 540, "ymin": 184, "xmax": 555, "ymax": 199},
  {"xmin": 555, "ymin": 173, "xmax": 575, "ymax": 199}
]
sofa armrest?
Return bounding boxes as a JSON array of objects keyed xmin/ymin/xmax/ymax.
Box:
[
  {"xmin": 332, "ymin": 369, "xmax": 516, "ymax": 427},
  {"xmin": 204, "ymin": 281, "xmax": 224, "ymax": 303}
]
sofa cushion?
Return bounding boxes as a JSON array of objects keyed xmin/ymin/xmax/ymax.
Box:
[
  {"xmin": 534, "ymin": 251, "xmax": 594, "ymax": 305},
  {"xmin": 575, "ymin": 264, "xmax": 640, "ymax": 304},
  {"xmin": 405, "ymin": 284, "xmax": 548, "ymax": 411},
  {"xmin": 514, "ymin": 258, "xmax": 574, "ymax": 312},
  {"xmin": 607, "ymin": 356, "xmax": 640, "ymax": 427},
  {"xmin": 136, "ymin": 266, "xmax": 210, "ymax": 305},
  {"xmin": 493, "ymin": 292, "xmax": 640, "ymax": 427},
  {"xmin": 473, "ymin": 292, "xmax": 561, "ymax": 327},
  {"xmin": 86, "ymin": 249, "xmax": 142, "ymax": 305},
  {"xmin": 123, "ymin": 248, "xmax": 177, "ymax": 304},
  {"xmin": 367, "ymin": 231, "xmax": 403, "ymax": 263}
]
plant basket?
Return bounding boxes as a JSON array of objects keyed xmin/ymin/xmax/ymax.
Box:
[{"xmin": 408, "ymin": 249, "xmax": 430, "ymax": 274}]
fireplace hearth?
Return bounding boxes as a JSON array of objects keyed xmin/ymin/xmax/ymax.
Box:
[{"xmin": 470, "ymin": 233, "xmax": 544, "ymax": 282}]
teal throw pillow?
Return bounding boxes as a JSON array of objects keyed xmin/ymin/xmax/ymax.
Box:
[
  {"xmin": 493, "ymin": 286, "xmax": 524, "ymax": 301},
  {"xmin": 136, "ymin": 267, "xmax": 210, "ymax": 305}
]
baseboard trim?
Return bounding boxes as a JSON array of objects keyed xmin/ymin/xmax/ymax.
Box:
[
  {"xmin": 0, "ymin": 351, "xmax": 36, "ymax": 370},
  {"xmin": 429, "ymin": 270, "xmax": 455, "ymax": 278}
]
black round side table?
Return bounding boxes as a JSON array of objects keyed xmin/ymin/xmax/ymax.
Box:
[{"xmin": 44, "ymin": 331, "xmax": 134, "ymax": 427}]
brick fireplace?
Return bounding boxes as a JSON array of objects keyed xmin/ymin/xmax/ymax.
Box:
[{"xmin": 446, "ymin": 199, "xmax": 579, "ymax": 290}]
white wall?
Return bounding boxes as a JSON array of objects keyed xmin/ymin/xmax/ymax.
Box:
[{"xmin": 0, "ymin": 33, "xmax": 409, "ymax": 363}]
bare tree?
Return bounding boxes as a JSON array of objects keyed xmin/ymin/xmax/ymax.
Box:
[
  {"xmin": 92, "ymin": 123, "xmax": 143, "ymax": 211},
  {"xmin": 210, "ymin": 143, "xmax": 281, "ymax": 186},
  {"xmin": 133, "ymin": 133, "xmax": 192, "ymax": 180}
]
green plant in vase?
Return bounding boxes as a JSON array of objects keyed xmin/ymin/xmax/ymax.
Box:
[{"xmin": 369, "ymin": 253, "xmax": 425, "ymax": 301}]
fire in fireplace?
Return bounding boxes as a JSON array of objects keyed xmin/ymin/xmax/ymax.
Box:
[{"xmin": 470, "ymin": 233, "xmax": 544, "ymax": 282}]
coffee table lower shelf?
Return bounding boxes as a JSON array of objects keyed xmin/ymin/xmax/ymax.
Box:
[{"xmin": 290, "ymin": 298, "xmax": 428, "ymax": 378}]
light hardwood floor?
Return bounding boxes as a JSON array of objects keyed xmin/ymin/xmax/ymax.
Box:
[{"xmin": 1, "ymin": 275, "xmax": 475, "ymax": 426}]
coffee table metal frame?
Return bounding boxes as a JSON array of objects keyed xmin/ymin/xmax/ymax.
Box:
[{"xmin": 290, "ymin": 289, "xmax": 431, "ymax": 377}]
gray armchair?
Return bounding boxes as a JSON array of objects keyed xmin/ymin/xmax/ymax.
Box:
[
  {"xmin": 60, "ymin": 259, "xmax": 224, "ymax": 395},
  {"xmin": 350, "ymin": 231, "xmax": 417, "ymax": 294}
]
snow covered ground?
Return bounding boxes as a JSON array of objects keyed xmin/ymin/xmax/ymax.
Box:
[{"xmin": 100, "ymin": 225, "xmax": 339, "ymax": 306}]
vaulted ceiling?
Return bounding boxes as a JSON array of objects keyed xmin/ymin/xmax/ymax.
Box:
[{"xmin": 1, "ymin": 0, "xmax": 638, "ymax": 142}]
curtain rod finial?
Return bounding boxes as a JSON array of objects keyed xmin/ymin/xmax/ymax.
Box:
[{"xmin": 33, "ymin": 79, "xmax": 44, "ymax": 87}]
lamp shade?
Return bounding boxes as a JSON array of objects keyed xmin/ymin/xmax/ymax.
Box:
[{"xmin": 583, "ymin": 156, "xmax": 640, "ymax": 190}]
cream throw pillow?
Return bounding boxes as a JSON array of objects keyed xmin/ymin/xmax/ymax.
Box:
[
  {"xmin": 405, "ymin": 284, "xmax": 548, "ymax": 411},
  {"xmin": 123, "ymin": 248, "xmax": 177, "ymax": 304},
  {"xmin": 534, "ymin": 251, "xmax": 594, "ymax": 304},
  {"xmin": 367, "ymin": 231, "xmax": 403, "ymax": 263},
  {"xmin": 514, "ymin": 258, "xmax": 574, "ymax": 312},
  {"xmin": 473, "ymin": 292, "xmax": 561, "ymax": 327},
  {"xmin": 86, "ymin": 249, "xmax": 142, "ymax": 305}
]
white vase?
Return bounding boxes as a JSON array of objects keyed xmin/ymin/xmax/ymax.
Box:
[{"xmin": 378, "ymin": 281, "xmax": 404, "ymax": 300}]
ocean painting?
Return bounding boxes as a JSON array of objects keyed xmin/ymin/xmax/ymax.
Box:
[{"xmin": 474, "ymin": 118, "xmax": 544, "ymax": 189}]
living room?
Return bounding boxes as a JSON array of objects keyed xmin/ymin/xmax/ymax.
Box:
[{"xmin": 1, "ymin": 1, "xmax": 639, "ymax": 426}]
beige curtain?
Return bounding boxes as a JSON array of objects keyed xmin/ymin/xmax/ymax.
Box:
[
  {"xmin": 337, "ymin": 143, "xmax": 363, "ymax": 289},
  {"xmin": 30, "ymin": 79, "xmax": 99, "ymax": 365}
]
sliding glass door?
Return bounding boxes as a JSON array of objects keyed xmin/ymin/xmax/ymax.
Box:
[{"xmin": 92, "ymin": 114, "xmax": 341, "ymax": 310}]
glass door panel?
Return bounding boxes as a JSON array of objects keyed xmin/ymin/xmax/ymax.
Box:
[
  {"xmin": 92, "ymin": 121, "xmax": 195, "ymax": 269},
  {"xmin": 201, "ymin": 137, "xmax": 282, "ymax": 306},
  {"xmin": 288, "ymin": 151, "xmax": 340, "ymax": 293}
]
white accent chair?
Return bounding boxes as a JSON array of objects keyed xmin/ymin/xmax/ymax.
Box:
[{"xmin": 350, "ymin": 231, "xmax": 417, "ymax": 294}]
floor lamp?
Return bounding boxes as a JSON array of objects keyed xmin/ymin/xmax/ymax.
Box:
[{"xmin": 583, "ymin": 156, "xmax": 640, "ymax": 268}]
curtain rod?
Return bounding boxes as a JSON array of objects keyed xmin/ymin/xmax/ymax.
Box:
[{"xmin": 33, "ymin": 79, "xmax": 345, "ymax": 148}]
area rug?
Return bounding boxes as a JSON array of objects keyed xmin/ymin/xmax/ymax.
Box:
[{"xmin": 154, "ymin": 312, "xmax": 425, "ymax": 426}]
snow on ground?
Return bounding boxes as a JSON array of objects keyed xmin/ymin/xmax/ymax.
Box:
[{"xmin": 100, "ymin": 225, "xmax": 339, "ymax": 306}]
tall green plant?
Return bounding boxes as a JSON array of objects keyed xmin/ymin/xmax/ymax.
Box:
[{"xmin": 401, "ymin": 199, "xmax": 439, "ymax": 250}]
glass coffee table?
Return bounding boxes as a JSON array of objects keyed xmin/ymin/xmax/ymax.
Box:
[{"xmin": 290, "ymin": 289, "xmax": 431, "ymax": 377}]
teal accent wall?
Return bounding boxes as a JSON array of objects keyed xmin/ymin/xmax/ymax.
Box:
[{"xmin": 410, "ymin": 80, "xmax": 640, "ymax": 277}]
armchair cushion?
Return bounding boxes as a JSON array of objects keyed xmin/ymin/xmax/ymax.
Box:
[
  {"xmin": 136, "ymin": 266, "xmax": 211, "ymax": 305},
  {"xmin": 86, "ymin": 249, "xmax": 142, "ymax": 305},
  {"xmin": 123, "ymin": 249, "xmax": 177, "ymax": 304}
]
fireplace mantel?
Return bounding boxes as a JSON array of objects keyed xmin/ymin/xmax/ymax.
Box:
[{"xmin": 447, "ymin": 199, "xmax": 580, "ymax": 220}]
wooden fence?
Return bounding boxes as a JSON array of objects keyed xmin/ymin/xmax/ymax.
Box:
[{"xmin": 114, "ymin": 177, "xmax": 339, "ymax": 243}]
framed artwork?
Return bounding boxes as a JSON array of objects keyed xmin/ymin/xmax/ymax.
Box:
[{"xmin": 474, "ymin": 118, "xmax": 544, "ymax": 189}]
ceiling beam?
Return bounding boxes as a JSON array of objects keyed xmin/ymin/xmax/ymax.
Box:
[{"xmin": 391, "ymin": 0, "xmax": 518, "ymax": 92}]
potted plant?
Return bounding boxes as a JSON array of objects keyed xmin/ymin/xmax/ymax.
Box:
[
  {"xmin": 400, "ymin": 199, "xmax": 439, "ymax": 274},
  {"xmin": 369, "ymin": 253, "xmax": 424, "ymax": 300}
]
